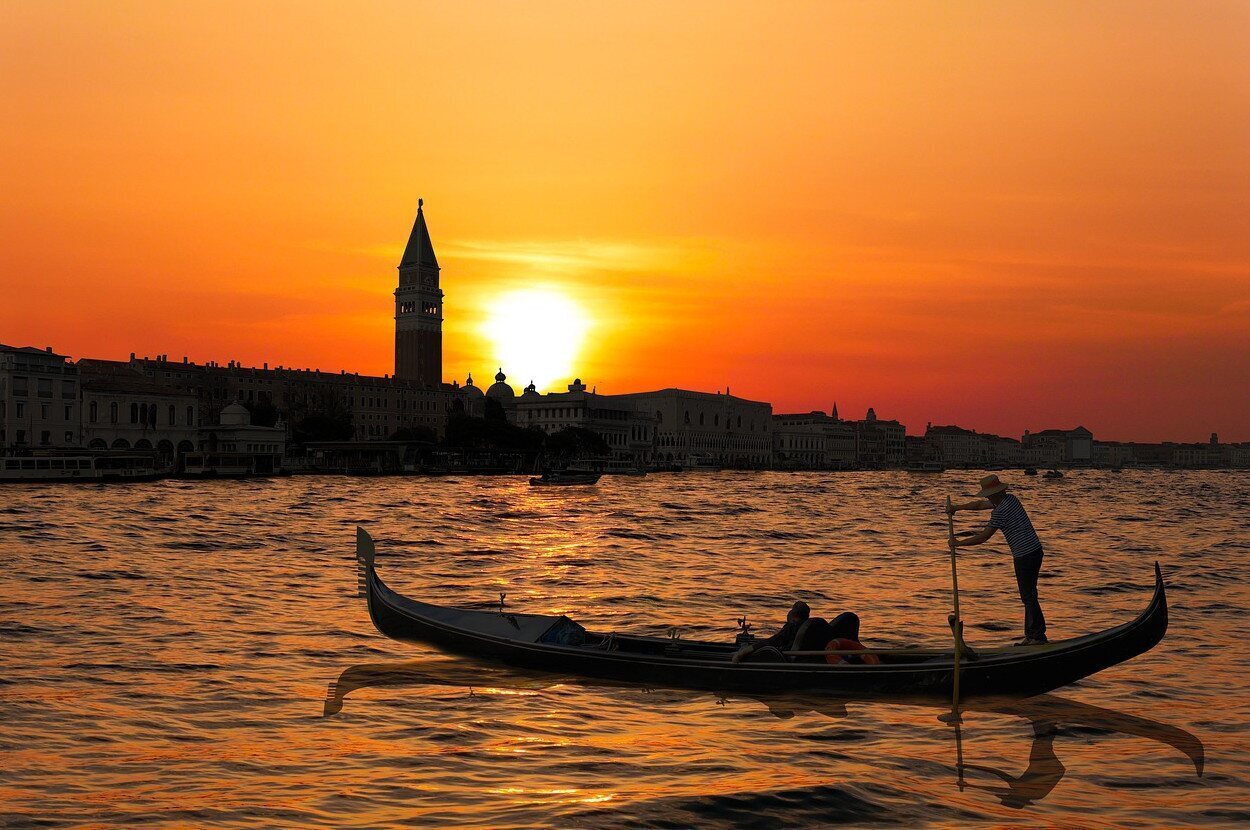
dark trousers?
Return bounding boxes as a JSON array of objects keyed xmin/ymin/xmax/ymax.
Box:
[{"xmin": 1013, "ymin": 548, "xmax": 1047, "ymax": 641}]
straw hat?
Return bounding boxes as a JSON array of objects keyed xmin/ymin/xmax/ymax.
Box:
[{"xmin": 973, "ymin": 474, "xmax": 1009, "ymax": 498}]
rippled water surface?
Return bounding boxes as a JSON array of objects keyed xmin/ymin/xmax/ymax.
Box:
[{"xmin": 3, "ymin": 471, "xmax": 1249, "ymax": 827}]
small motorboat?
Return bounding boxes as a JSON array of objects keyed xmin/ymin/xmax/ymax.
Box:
[
  {"xmin": 529, "ymin": 472, "xmax": 600, "ymax": 486},
  {"xmin": 1024, "ymin": 467, "xmax": 1038, "ymax": 476},
  {"xmin": 1044, "ymin": 469, "xmax": 1064, "ymax": 479},
  {"xmin": 352, "ymin": 528, "xmax": 1168, "ymax": 698}
]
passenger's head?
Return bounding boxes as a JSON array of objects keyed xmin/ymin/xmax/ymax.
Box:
[{"xmin": 787, "ymin": 601, "xmax": 811, "ymax": 624}]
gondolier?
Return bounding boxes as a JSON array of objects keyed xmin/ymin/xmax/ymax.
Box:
[{"xmin": 948, "ymin": 474, "xmax": 1048, "ymax": 646}]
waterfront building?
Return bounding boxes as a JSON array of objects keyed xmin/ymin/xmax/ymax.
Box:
[
  {"xmin": 0, "ymin": 344, "xmax": 79, "ymax": 450},
  {"xmin": 987, "ymin": 434, "xmax": 1023, "ymax": 467},
  {"xmin": 104, "ymin": 352, "xmax": 451, "ymax": 442},
  {"xmin": 924, "ymin": 424, "xmax": 991, "ymax": 467},
  {"xmin": 184, "ymin": 402, "xmax": 286, "ymax": 476},
  {"xmin": 773, "ymin": 413, "xmax": 827, "ymax": 469},
  {"xmin": 506, "ymin": 376, "xmax": 657, "ymax": 466},
  {"xmin": 772, "ymin": 408, "xmax": 858, "ymax": 469},
  {"xmin": 613, "ymin": 388, "xmax": 773, "ymax": 469},
  {"xmin": 854, "ymin": 407, "xmax": 906, "ymax": 468},
  {"xmin": 448, "ymin": 374, "xmax": 487, "ymax": 417},
  {"xmin": 1230, "ymin": 443, "xmax": 1250, "ymax": 468},
  {"xmin": 78, "ymin": 361, "xmax": 199, "ymax": 463},
  {"xmin": 1022, "ymin": 426, "xmax": 1094, "ymax": 467},
  {"xmin": 1093, "ymin": 441, "xmax": 1135, "ymax": 468},
  {"xmin": 922, "ymin": 424, "xmax": 1023, "ymax": 468}
]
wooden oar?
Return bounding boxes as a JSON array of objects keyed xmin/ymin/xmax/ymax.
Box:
[{"xmin": 942, "ymin": 494, "xmax": 963, "ymax": 724}]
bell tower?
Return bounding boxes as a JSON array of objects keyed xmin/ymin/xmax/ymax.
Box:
[{"xmin": 394, "ymin": 199, "xmax": 442, "ymax": 385}]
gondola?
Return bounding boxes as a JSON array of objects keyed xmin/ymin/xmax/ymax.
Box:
[{"xmin": 354, "ymin": 528, "xmax": 1167, "ymax": 698}]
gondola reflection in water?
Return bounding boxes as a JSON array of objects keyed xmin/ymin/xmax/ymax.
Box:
[
  {"xmin": 322, "ymin": 658, "xmax": 1204, "ymax": 811},
  {"xmin": 353, "ymin": 527, "xmax": 1168, "ymax": 698}
]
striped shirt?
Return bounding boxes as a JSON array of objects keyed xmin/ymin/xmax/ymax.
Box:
[{"xmin": 988, "ymin": 493, "xmax": 1042, "ymax": 558}]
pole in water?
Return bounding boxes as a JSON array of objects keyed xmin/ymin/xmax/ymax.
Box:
[{"xmin": 939, "ymin": 494, "xmax": 964, "ymax": 725}]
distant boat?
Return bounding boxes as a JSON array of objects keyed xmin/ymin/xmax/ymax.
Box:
[
  {"xmin": 905, "ymin": 461, "xmax": 946, "ymax": 473},
  {"xmin": 529, "ymin": 472, "xmax": 600, "ymax": 486},
  {"xmin": 1024, "ymin": 467, "xmax": 1039, "ymax": 476},
  {"xmin": 601, "ymin": 459, "xmax": 647, "ymax": 476},
  {"xmin": 1044, "ymin": 469, "xmax": 1064, "ymax": 479},
  {"xmin": 0, "ymin": 452, "xmax": 167, "ymax": 483}
]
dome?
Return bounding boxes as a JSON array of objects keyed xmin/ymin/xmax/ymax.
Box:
[
  {"xmin": 463, "ymin": 372, "xmax": 483, "ymax": 397},
  {"xmin": 486, "ymin": 368, "xmax": 514, "ymax": 401},
  {"xmin": 522, "ymin": 380, "xmax": 540, "ymax": 398},
  {"xmin": 220, "ymin": 401, "xmax": 251, "ymax": 426}
]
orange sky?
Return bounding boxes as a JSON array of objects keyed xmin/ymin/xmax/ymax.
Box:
[{"xmin": 3, "ymin": 1, "xmax": 1248, "ymax": 441}]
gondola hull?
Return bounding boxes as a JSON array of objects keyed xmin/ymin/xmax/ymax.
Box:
[{"xmin": 355, "ymin": 528, "xmax": 1168, "ymax": 698}]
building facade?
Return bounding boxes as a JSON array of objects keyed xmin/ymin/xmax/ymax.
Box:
[
  {"xmin": 1022, "ymin": 427, "xmax": 1094, "ymax": 467},
  {"xmin": 614, "ymin": 388, "xmax": 773, "ymax": 469},
  {"xmin": 103, "ymin": 354, "xmax": 451, "ymax": 442},
  {"xmin": 924, "ymin": 424, "xmax": 990, "ymax": 467},
  {"xmin": 854, "ymin": 408, "xmax": 906, "ymax": 468},
  {"xmin": 79, "ymin": 362, "xmax": 199, "ymax": 461},
  {"xmin": 772, "ymin": 409, "xmax": 858, "ymax": 469},
  {"xmin": 506, "ymin": 376, "xmax": 657, "ymax": 466},
  {"xmin": 0, "ymin": 344, "xmax": 79, "ymax": 450}
]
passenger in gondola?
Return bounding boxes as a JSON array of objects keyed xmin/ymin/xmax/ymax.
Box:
[{"xmin": 731, "ymin": 601, "xmax": 862, "ymax": 663}]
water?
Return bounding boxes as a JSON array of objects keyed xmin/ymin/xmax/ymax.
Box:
[{"xmin": 2, "ymin": 471, "xmax": 1248, "ymax": 827}]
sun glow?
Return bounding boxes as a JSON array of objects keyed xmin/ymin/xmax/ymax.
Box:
[{"xmin": 480, "ymin": 289, "xmax": 592, "ymax": 391}]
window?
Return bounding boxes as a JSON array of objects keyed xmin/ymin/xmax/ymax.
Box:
[
  {"xmin": 64, "ymin": 431, "xmax": 74, "ymax": 444},
  {"xmin": 699, "ymin": 413, "xmax": 705, "ymax": 426},
  {"xmin": 41, "ymin": 404, "xmax": 49, "ymax": 419},
  {"xmin": 13, "ymin": 377, "xmax": 28, "ymax": 396},
  {"xmin": 168, "ymin": 404, "xmax": 176, "ymax": 425},
  {"xmin": 37, "ymin": 378, "xmax": 53, "ymax": 398},
  {"xmin": 110, "ymin": 402, "xmax": 119, "ymax": 424},
  {"xmin": 16, "ymin": 429, "xmax": 26, "ymax": 444},
  {"xmin": 64, "ymin": 405, "xmax": 73, "ymax": 420},
  {"xmin": 89, "ymin": 401, "xmax": 98, "ymax": 423},
  {"xmin": 40, "ymin": 430, "xmax": 51, "ymax": 445},
  {"xmin": 61, "ymin": 381, "xmax": 75, "ymax": 399},
  {"xmin": 130, "ymin": 403, "xmax": 139, "ymax": 423},
  {"xmin": 187, "ymin": 405, "xmax": 194, "ymax": 426}
]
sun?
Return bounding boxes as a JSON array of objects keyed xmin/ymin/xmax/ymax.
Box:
[{"xmin": 480, "ymin": 288, "xmax": 592, "ymax": 390}]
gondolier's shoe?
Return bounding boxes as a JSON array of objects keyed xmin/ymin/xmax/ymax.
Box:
[{"xmin": 1013, "ymin": 637, "xmax": 1048, "ymax": 647}]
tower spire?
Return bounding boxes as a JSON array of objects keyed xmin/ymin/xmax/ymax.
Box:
[{"xmin": 400, "ymin": 198, "xmax": 438, "ymax": 269}]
